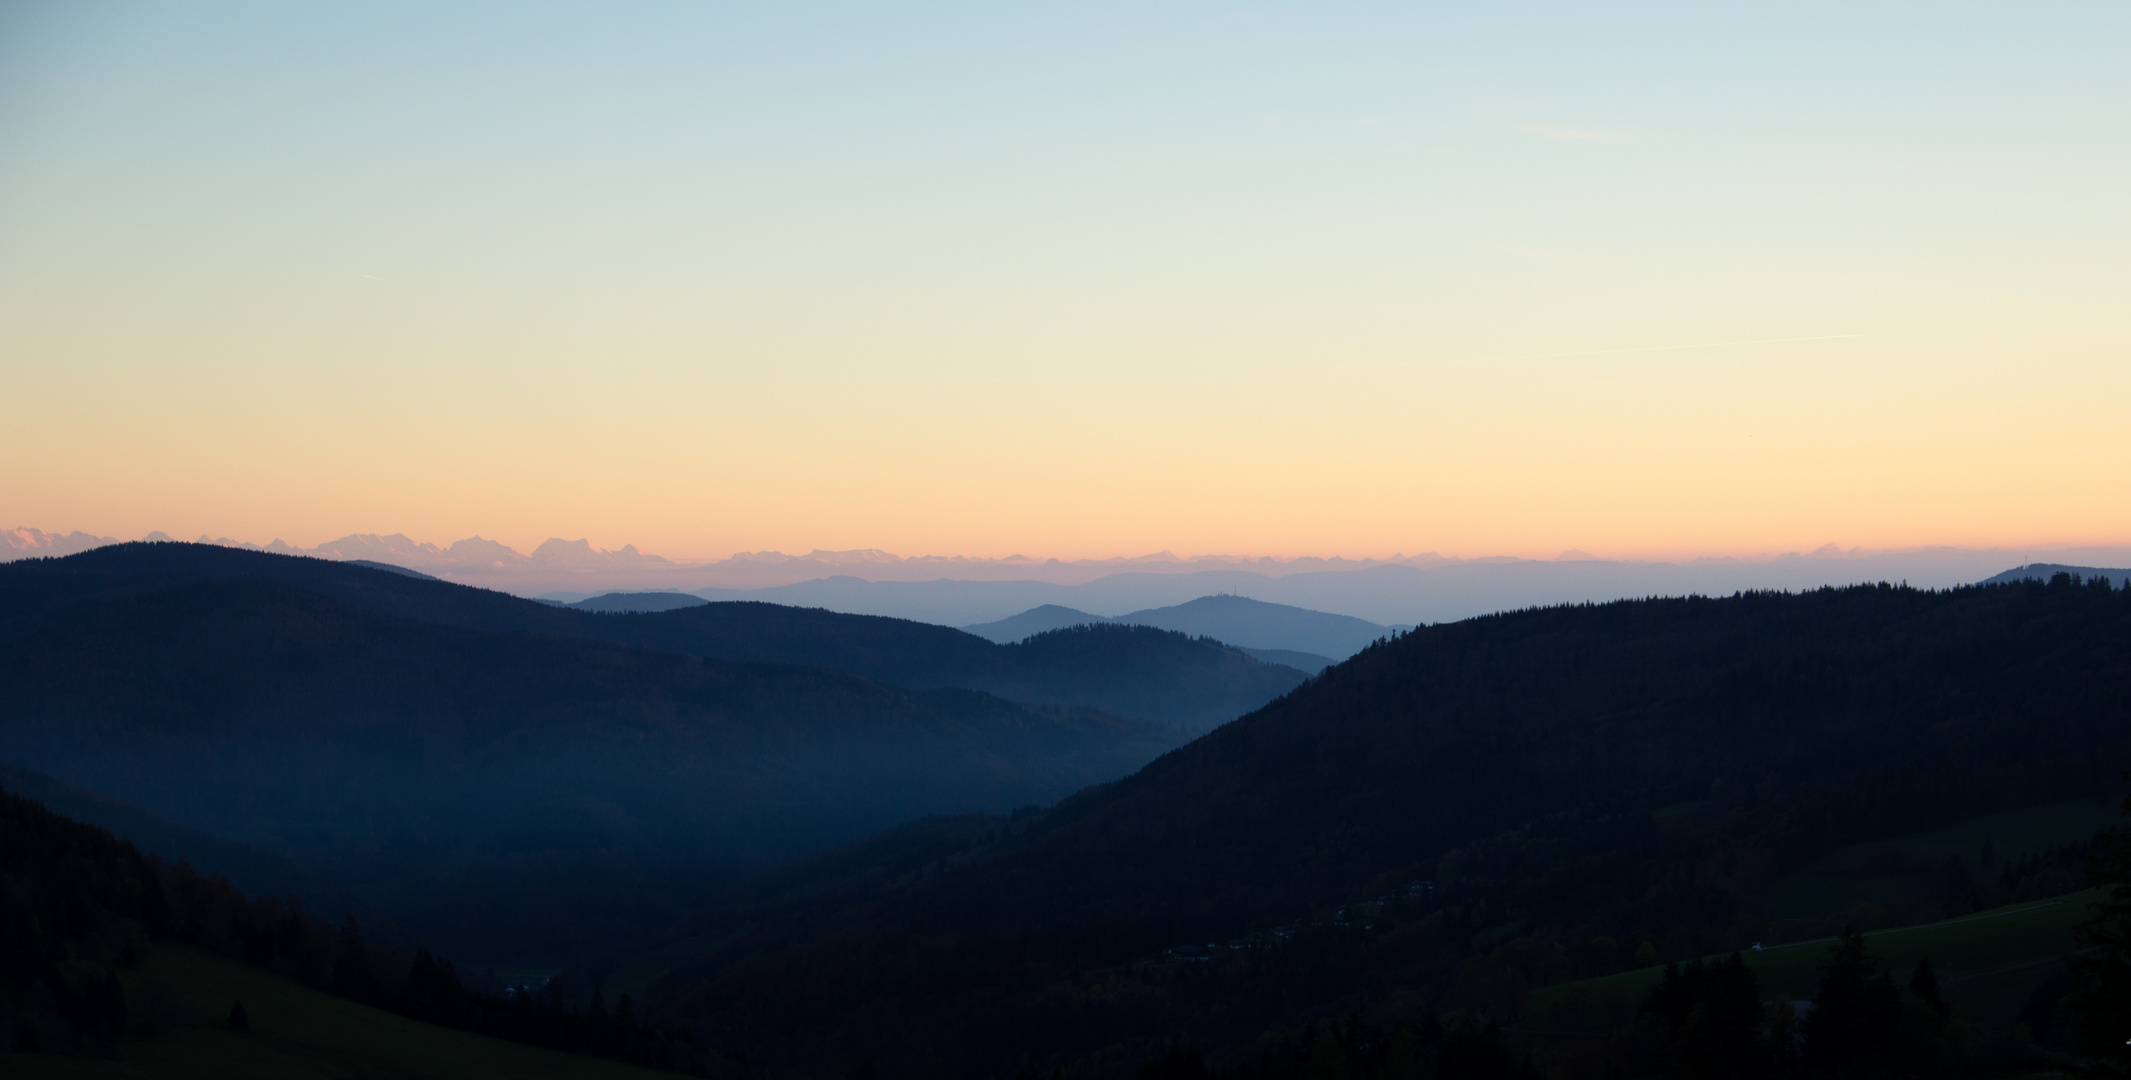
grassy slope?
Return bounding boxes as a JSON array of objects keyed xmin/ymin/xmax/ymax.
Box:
[
  {"xmin": 1520, "ymin": 889, "xmax": 2100, "ymax": 1035},
  {"xmin": 1766, "ymin": 798, "xmax": 2119, "ymax": 918},
  {"xmin": 10, "ymin": 944, "xmax": 669, "ymax": 1080}
]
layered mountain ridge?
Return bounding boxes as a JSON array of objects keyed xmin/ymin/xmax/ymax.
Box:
[
  {"xmin": 18, "ymin": 526, "xmax": 2130, "ymax": 623},
  {"xmin": 0, "ymin": 544, "xmax": 1309, "ymax": 964},
  {"xmin": 598, "ymin": 577, "xmax": 2131, "ymax": 1078},
  {"xmin": 962, "ymin": 594, "xmax": 1393, "ymax": 663}
]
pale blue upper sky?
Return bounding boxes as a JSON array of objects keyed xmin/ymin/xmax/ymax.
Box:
[{"xmin": 3, "ymin": 3, "xmax": 2127, "ymax": 559}]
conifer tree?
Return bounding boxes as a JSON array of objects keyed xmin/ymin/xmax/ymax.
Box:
[
  {"xmin": 1804, "ymin": 929, "xmax": 1903, "ymax": 1072},
  {"xmin": 1908, "ymin": 957, "xmax": 1946, "ymax": 1019},
  {"xmin": 2069, "ymin": 783, "xmax": 2131, "ymax": 1073},
  {"xmin": 331, "ymin": 916, "xmax": 374, "ymax": 1002},
  {"xmin": 1640, "ymin": 953, "xmax": 1767, "ymax": 1077}
]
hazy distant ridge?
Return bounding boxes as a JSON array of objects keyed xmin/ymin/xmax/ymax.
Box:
[
  {"xmin": 1979, "ymin": 563, "xmax": 2131, "ymax": 588},
  {"xmin": 964, "ymin": 595, "xmax": 1392, "ymax": 661},
  {"xmin": 689, "ymin": 549, "xmax": 2131, "ymax": 627},
  {"xmin": 13, "ymin": 526, "xmax": 2131, "ymax": 626},
  {"xmin": 0, "ymin": 544, "xmax": 1200, "ymax": 964}
]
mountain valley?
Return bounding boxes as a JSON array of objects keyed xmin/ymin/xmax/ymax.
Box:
[{"xmin": 4, "ymin": 549, "xmax": 2128, "ymax": 1077}]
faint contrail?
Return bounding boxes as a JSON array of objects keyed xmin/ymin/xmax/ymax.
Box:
[{"xmin": 1464, "ymin": 333, "xmax": 1864, "ymax": 364}]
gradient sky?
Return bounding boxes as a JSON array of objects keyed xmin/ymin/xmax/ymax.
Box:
[{"xmin": 3, "ymin": 2, "xmax": 2126, "ymax": 561}]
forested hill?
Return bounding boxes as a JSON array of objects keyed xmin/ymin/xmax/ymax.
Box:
[
  {"xmin": 628, "ymin": 577, "xmax": 2131, "ymax": 1079},
  {"xmin": 0, "ymin": 543, "xmax": 1304, "ymax": 730},
  {"xmin": 0, "ymin": 565, "xmax": 1180, "ymax": 966},
  {"xmin": 596, "ymin": 604, "xmax": 1305, "ymax": 732},
  {"xmin": 0, "ymin": 762, "xmax": 398, "ymax": 947},
  {"xmin": 0, "ymin": 784, "xmax": 725, "ymax": 1072}
]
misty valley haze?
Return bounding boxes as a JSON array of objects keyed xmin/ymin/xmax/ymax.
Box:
[
  {"xmin": 6, "ymin": 2, "xmax": 2131, "ymax": 1075},
  {"xmin": 0, "ymin": 544, "xmax": 1313, "ymax": 959},
  {"xmin": 13, "ymin": 525, "xmax": 2131, "ymax": 626},
  {"xmin": 5, "ymin": 542, "xmax": 2128, "ymax": 1077}
]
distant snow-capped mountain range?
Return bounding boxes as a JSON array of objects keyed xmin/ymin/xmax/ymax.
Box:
[
  {"xmin": 8, "ymin": 526, "xmax": 2127, "ymax": 626},
  {"xmin": 2, "ymin": 527, "xmax": 1466, "ymax": 590}
]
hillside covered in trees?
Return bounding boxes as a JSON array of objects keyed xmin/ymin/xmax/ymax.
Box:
[
  {"xmin": 1, "ymin": 543, "xmax": 1306, "ymax": 731},
  {"xmin": 8, "ymin": 545, "xmax": 2129, "ymax": 1076},
  {"xmin": 0, "ymin": 549, "xmax": 1193, "ymax": 965},
  {"xmin": 611, "ymin": 576, "xmax": 2131, "ymax": 1078},
  {"xmin": 0, "ymin": 783, "xmax": 724, "ymax": 1073}
]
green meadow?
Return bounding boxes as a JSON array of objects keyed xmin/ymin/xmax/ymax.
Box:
[
  {"xmin": 1765, "ymin": 798, "xmax": 2118, "ymax": 918},
  {"xmin": 1520, "ymin": 890, "xmax": 2099, "ymax": 1036},
  {"xmin": 11, "ymin": 944, "xmax": 672, "ymax": 1080}
]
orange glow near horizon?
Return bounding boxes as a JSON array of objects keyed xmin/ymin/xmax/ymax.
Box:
[
  {"xmin": 7, "ymin": 286, "xmax": 2128, "ymax": 563},
  {"xmin": 11, "ymin": 327, "xmax": 2127, "ymax": 567},
  {"xmin": 3, "ymin": 6, "xmax": 2127, "ymax": 562}
]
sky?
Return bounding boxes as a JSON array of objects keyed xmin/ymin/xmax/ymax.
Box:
[{"xmin": 2, "ymin": 2, "xmax": 2127, "ymax": 562}]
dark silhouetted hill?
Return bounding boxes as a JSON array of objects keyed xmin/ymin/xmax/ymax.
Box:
[
  {"xmin": 0, "ymin": 784, "xmax": 727, "ymax": 1072},
  {"xmin": 961, "ymin": 603, "xmax": 1105, "ymax": 643},
  {"xmin": 990, "ymin": 624, "xmax": 1306, "ymax": 731},
  {"xmin": 7, "ymin": 544, "xmax": 1299, "ymax": 731},
  {"xmin": 609, "ymin": 604, "xmax": 1304, "ymax": 731},
  {"xmin": 1980, "ymin": 563, "xmax": 2131, "ymax": 588},
  {"xmin": 964, "ymin": 595, "xmax": 1393, "ymax": 660},
  {"xmin": 616, "ymin": 578, "xmax": 2131, "ymax": 1079},
  {"xmin": 345, "ymin": 558, "xmax": 442, "ymax": 581},
  {"xmin": 0, "ymin": 762, "xmax": 406, "ymax": 948},
  {"xmin": 1236, "ymin": 646, "xmax": 1335, "ymax": 674},
  {"xmin": 0, "ymin": 550, "xmax": 1185, "ymax": 964},
  {"xmin": 571, "ymin": 591, "xmax": 712, "ymax": 613},
  {"xmin": 1113, "ymin": 593, "xmax": 1394, "ymax": 659}
]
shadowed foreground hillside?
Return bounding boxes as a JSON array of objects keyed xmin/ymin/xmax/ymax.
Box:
[
  {"xmin": 616, "ymin": 577, "xmax": 2131, "ymax": 1078},
  {"xmin": 0, "ymin": 784, "xmax": 713, "ymax": 1075},
  {"xmin": 0, "ymin": 763, "xmax": 404, "ymax": 949}
]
